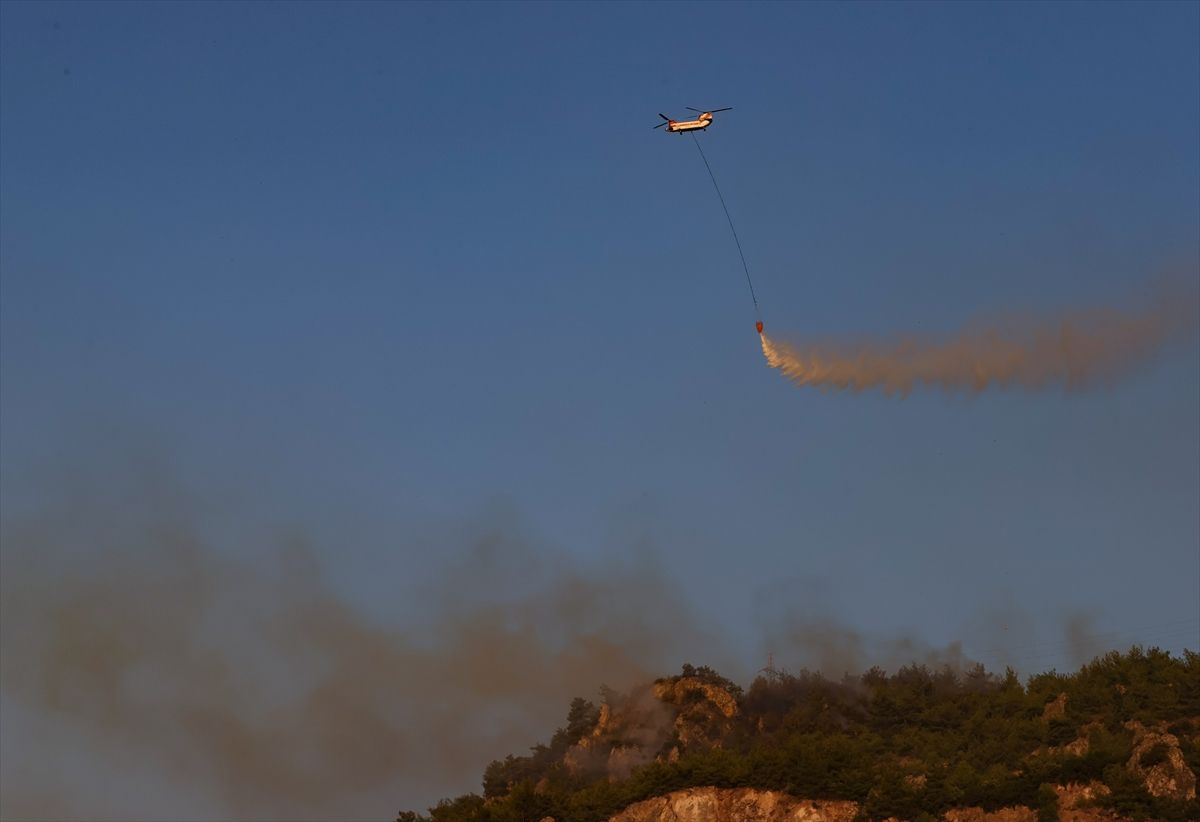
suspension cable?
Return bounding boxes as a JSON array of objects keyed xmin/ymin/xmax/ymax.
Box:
[{"xmin": 691, "ymin": 132, "xmax": 760, "ymax": 320}]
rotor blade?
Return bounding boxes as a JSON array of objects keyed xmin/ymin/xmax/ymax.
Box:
[
  {"xmin": 658, "ymin": 113, "xmax": 671, "ymax": 121},
  {"xmin": 652, "ymin": 122, "xmax": 666, "ymax": 129},
  {"xmin": 709, "ymin": 107, "xmax": 733, "ymax": 112},
  {"xmin": 685, "ymin": 107, "xmax": 703, "ymax": 113}
]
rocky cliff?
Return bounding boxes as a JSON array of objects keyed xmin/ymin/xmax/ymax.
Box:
[
  {"xmin": 606, "ymin": 785, "xmax": 1133, "ymax": 822},
  {"xmin": 609, "ymin": 788, "xmax": 857, "ymax": 822},
  {"xmin": 1125, "ymin": 720, "xmax": 1197, "ymax": 801}
]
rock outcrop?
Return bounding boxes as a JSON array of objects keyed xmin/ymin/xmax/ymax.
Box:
[
  {"xmin": 609, "ymin": 788, "xmax": 857, "ymax": 822},
  {"xmin": 942, "ymin": 809, "xmax": 1036, "ymax": 822},
  {"xmin": 939, "ymin": 795, "xmax": 1127, "ymax": 822},
  {"xmin": 565, "ymin": 692, "xmax": 675, "ymax": 780},
  {"xmin": 1124, "ymin": 720, "xmax": 1197, "ymax": 800},
  {"xmin": 1033, "ymin": 720, "xmax": 1103, "ymax": 759},
  {"xmin": 605, "ymin": 785, "xmax": 1139, "ymax": 822},
  {"xmin": 653, "ymin": 676, "xmax": 739, "ymax": 750},
  {"xmin": 653, "ymin": 677, "xmax": 740, "ymax": 719},
  {"xmin": 1054, "ymin": 781, "xmax": 1122, "ymax": 822},
  {"xmin": 1042, "ymin": 692, "xmax": 1068, "ymax": 721},
  {"xmin": 563, "ymin": 676, "xmax": 744, "ymax": 781}
]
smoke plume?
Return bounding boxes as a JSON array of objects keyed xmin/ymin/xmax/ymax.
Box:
[
  {"xmin": 2, "ymin": 449, "xmax": 1182, "ymax": 820},
  {"xmin": 0, "ymin": 485, "xmax": 700, "ymax": 821},
  {"xmin": 760, "ymin": 287, "xmax": 1198, "ymax": 395}
]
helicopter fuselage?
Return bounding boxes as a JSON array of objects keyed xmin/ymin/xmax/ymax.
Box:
[{"xmin": 664, "ymin": 113, "xmax": 714, "ymax": 133}]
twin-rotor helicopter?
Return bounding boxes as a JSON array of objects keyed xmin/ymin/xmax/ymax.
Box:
[{"xmin": 653, "ymin": 107, "xmax": 733, "ymax": 134}]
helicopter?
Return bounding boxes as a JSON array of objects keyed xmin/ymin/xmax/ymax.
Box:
[{"xmin": 653, "ymin": 107, "xmax": 733, "ymax": 134}]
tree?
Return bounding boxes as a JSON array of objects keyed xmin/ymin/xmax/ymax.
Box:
[
  {"xmin": 566, "ymin": 696, "xmax": 600, "ymax": 739},
  {"xmin": 1036, "ymin": 782, "xmax": 1061, "ymax": 822}
]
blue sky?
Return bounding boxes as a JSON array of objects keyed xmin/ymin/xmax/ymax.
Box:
[{"xmin": 2, "ymin": 1, "xmax": 1198, "ymax": 815}]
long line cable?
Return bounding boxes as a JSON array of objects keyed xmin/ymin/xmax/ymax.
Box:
[{"xmin": 690, "ymin": 132, "xmax": 761, "ymax": 321}]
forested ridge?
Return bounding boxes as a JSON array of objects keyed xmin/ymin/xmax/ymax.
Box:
[{"xmin": 399, "ymin": 647, "xmax": 1199, "ymax": 821}]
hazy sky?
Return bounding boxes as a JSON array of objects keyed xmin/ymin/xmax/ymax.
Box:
[{"xmin": 2, "ymin": 1, "xmax": 1198, "ymax": 818}]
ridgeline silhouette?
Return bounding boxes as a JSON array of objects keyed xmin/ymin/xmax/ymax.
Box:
[{"xmin": 401, "ymin": 649, "xmax": 1199, "ymax": 821}]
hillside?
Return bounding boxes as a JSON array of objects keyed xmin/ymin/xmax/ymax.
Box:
[{"xmin": 398, "ymin": 649, "xmax": 1199, "ymax": 822}]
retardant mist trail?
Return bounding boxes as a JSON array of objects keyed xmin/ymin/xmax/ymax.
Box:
[{"xmin": 759, "ymin": 289, "xmax": 1198, "ymax": 395}]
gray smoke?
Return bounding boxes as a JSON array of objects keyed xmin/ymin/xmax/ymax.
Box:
[{"xmin": 0, "ymin": 478, "xmax": 700, "ymax": 821}]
